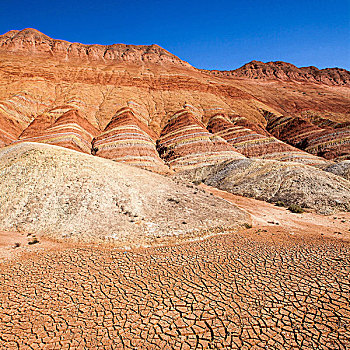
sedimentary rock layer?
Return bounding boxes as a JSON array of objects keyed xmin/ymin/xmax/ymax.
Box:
[
  {"xmin": 205, "ymin": 60, "xmax": 350, "ymax": 86},
  {"xmin": 0, "ymin": 28, "xmax": 349, "ymax": 171},
  {"xmin": 0, "ymin": 111, "xmax": 21, "ymax": 147},
  {"xmin": 0, "ymin": 91, "xmax": 51, "ymax": 146},
  {"xmin": 17, "ymin": 108, "xmax": 99, "ymax": 153},
  {"xmin": 92, "ymin": 107, "xmax": 170, "ymax": 173},
  {"xmin": 157, "ymin": 109, "xmax": 245, "ymax": 171},
  {"xmin": 264, "ymin": 113, "xmax": 350, "ymax": 161},
  {"xmin": 207, "ymin": 114, "xmax": 328, "ymax": 166},
  {"xmin": 0, "ymin": 142, "xmax": 249, "ymax": 243},
  {"xmin": 177, "ymin": 158, "xmax": 350, "ymax": 214},
  {"xmin": 0, "ymin": 28, "xmax": 192, "ymax": 68}
]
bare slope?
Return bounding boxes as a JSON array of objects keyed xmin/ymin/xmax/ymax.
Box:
[
  {"xmin": 177, "ymin": 158, "xmax": 350, "ymax": 214},
  {"xmin": 0, "ymin": 143, "xmax": 248, "ymax": 245},
  {"xmin": 324, "ymin": 161, "xmax": 350, "ymax": 181}
]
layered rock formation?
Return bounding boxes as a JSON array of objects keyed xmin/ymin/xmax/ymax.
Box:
[
  {"xmin": 0, "ymin": 29, "xmax": 349, "ymax": 133},
  {"xmin": 92, "ymin": 107, "xmax": 169, "ymax": 173},
  {"xmin": 0, "ymin": 28, "xmax": 348, "ymax": 176},
  {"xmin": 264, "ymin": 113, "xmax": 350, "ymax": 161},
  {"xmin": 177, "ymin": 158, "xmax": 350, "ymax": 214},
  {"xmin": 17, "ymin": 107, "xmax": 99, "ymax": 153},
  {"xmin": 157, "ymin": 108, "xmax": 245, "ymax": 171},
  {"xmin": 206, "ymin": 61, "xmax": 350, "ymax": 86},
  {"xmin": 0, "ymin": 28, "xmax": 192, "ymax": 68},
  {"xmin": 0, "ymin": 142, "xmax": 249, "ymax": 244},
  {"xmin": 0, "ymin": 111, "xmax": 21, "ymax": 147},
  {"xmin": 207, "ymin": 114, "xmax": 328, "ymax": 166},
  {"xmin": 229, "ymin": 115, "xmax": 270, "ymax": 136},
  {"xmin": 0, "ymin": 91, "xmax": 50, "ymax": 146}
]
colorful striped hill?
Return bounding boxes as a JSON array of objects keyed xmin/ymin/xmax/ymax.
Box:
[
  {"xmin": 0, "ymin": 92, "xmax": 51, "ymax": 147},
  {"xmin": 0, "ymin": 110, "xmax": 22, "ymax": 147},
  {"xmin": 264, "ymin": 114, "xmax": 350, "ymax": 161},
  {"xmin": 157, "ymin": 109, "xmax": 245, "ymax": 171},
  {"xmin": 92, "ymin": 107, "xmax": 170, "ymax": 174},
  {"xmin": 17, "ymin": 107, "xmax": 99, "ymax": 153},
  {"xmin": 207, "ymin": 114, "xmax": 329, "ymax": 166}
]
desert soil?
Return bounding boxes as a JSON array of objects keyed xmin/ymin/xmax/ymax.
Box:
[
  {"xmin": 200, "ymin": 184, "xmax": 350, "ymax": 241},
  {"xmin": 0, "ymin": 188, "xmax": 349, "ymax": 349}
]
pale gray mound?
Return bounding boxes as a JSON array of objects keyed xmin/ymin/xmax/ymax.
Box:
[
  {"xmin": 324, "ymin": 161, "xmax": 350, "ymax": 181},
  {"xmin": 177, "ymin": 158, "xmax": 350, "ymax": 215},
  {"xmin": 0, "ymin": 143, "xmax": 249, "ymax": 245}
]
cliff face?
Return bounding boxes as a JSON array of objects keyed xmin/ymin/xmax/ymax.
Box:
[{"xmin": 0, "ymin": 28, "xmax": 349, "ymax": 170}]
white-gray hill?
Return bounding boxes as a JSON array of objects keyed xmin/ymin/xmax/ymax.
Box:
[
  {"xmin": 177, "ymin": 158, "xmax": 350, "ymax": 214},
  {"xmin": 324, "ymin": 161, "xmax": 350, "ymax": 181},
  {"xmin": 0, "ymin": 143, "xmax": 249, "ymax": 246}
]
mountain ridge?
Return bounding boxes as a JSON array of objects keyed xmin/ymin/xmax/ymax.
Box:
[
  {"xmin": 1, "ymin": 28, "xmax": 349, "ymax": 86},
  {"xmin": 0, "ymin": 28, "xmax": 349, "ymax": 168},
  {"xmin": 203, "ymin": 60, "xmax": 350, "ymax": 86},
  {"xmin": 0, "ymin": 28, "xmax": 193, "ymax": 68}
]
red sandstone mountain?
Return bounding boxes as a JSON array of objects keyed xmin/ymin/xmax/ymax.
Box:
[
  {"xmin": 206, "ymin": 61, "xmax": 350, "ymax": 86},
  {"xmin": 0, "ymin": 28, "xmax": 349, "ymax": 169},
  {"xmin": 0, "ymin": 28, "xmax": 192, "ymax": 67}
]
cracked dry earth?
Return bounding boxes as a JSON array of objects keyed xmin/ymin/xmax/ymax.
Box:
[{"xmin": 0, "ymin": 231, "xmax": 349, "ymax": 349}]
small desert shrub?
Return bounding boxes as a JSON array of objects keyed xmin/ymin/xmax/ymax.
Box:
[
  {"xmin": 243, "ymin": 223, "xmax": 252, "ymax": 229},
  {"xmin": 288, "ymin": 204, "xmax": 304, "ymax": 213},
  {"xmin": 275, "ymin": 201, "xmax": 286, "ymax": 207},
  {"xmin": 192, "ymin": 180, "xmax": 202, "ymax": 186},
  {"xmin": 167, "ymin": 197, "xmax": 180, "ymax": 204},
  {"xmin": 28, "ymin": 236, "xmax": 39, "ymax": 245}
]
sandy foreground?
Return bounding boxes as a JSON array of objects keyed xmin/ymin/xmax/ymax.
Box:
[{"xmin": 0, "ymin": 188, "xmax": 349, "ymax": 348}]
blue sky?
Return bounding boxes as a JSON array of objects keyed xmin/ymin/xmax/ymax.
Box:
[{"xmin": 1, "ymin": 0, "xmax": 349, "ymax": 70}]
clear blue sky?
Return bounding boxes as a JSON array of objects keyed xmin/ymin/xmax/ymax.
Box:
[{"xmin": 1, "ymin": 0, "xmax": 349, "ymax": 70}]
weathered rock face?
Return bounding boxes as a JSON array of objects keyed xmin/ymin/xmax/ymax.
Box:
[
  {"xmin": 0, "ymin": 111, "xmax": 21, "ymax": 147},
  {"xmin": 206, "ymin": 60, "xmax": 350, "ymax": 86},
  {"xmin": 17, "ymin": 108, "xmax": 99, "ymax": 153},
  {"xmin": 0, "ymin": 142, "xmax": 249, "ymax": 244},
  {"xmin": 0, "ymin": 28, "xmax": 192, "ymax": 68},
  {"xmin": 157, "ymin": 108, "xmax": 245, "ymax": 171},
  {"xmin": 177, "ymin": 158, "xmax": 350, "ymax": 214},
  {"xmin": 92, "ymin": 107, "xmax": 170, "ymax": 173},
  {"xmin": 229, "ymin": 115, "xmax": 270, "ymax": 136},
  {"xmin": 324, "ymin": 161, "xmax": 350, "ymax": 181},
  {"xmin": 307, "ymin": 115, "xmax": 350, "ymax": 129},
  {"xmin": 0, "ymin": 91, "xmax": 50, "ymax": 146},
  {"xmin": 264, "ymin": 112, "xmax": 350, "ymax": 161},
  {"xmin": 207, "ymin": 114, "xmax": 328, "ymax": 166}
]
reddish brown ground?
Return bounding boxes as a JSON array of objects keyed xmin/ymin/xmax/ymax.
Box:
[
  {"xmin": 1, "ymin": 188, "xmax": 349, "ymax": 349},
  {"xmin": 200, "ymin": 184, "xmax": 350, "ymax": 242}
]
